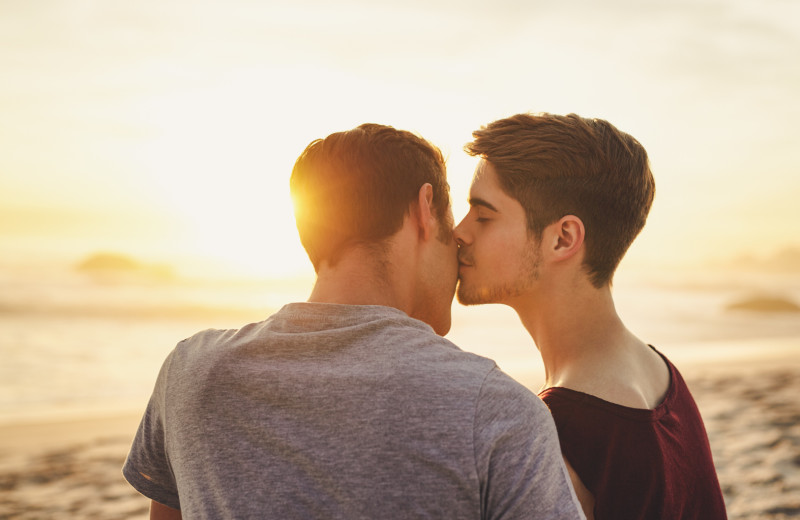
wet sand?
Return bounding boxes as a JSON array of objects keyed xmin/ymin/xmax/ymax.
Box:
[
  {"xmin": 0, "ymin": 414, "xmax": 148, "ymax": 519},
  {"xmin": 687, "ymin": 362, "xmax": 800, "ymax": 518},
  {"xmin": 1, "ymin": 354, "xmax": 799, "ymax": 519}
]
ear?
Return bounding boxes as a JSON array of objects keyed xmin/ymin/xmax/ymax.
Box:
[
  {"xmin": 414, "ymin": 183, "xmax": 436, "ymax": 241},
  {"xmin": 545, "ymin": 215, "xmax": 585, "ymax": 262}
]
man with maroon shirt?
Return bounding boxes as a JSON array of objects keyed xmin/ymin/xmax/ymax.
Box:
[{"xmin": 453, "ymin": 112, "xmax": 727, "ymax": 519}]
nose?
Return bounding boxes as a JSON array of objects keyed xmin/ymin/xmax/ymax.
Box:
[{"xmin": 453, "ymin": 217, "xmax": 471, "ymax": 247}]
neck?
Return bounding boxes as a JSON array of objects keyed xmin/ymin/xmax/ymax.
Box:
[
  {"xmin": 512, "ymin": 278, "xmax": 639, "ymax": 389},
  {"xmin": 307, "ymin": 245, "xmax": 412, "ymax": 312}
]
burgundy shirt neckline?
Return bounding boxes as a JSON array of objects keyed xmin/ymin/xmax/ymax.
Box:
[{"xmin": 538, "ymin": 346, "xmax": 676, "ymax": 422}]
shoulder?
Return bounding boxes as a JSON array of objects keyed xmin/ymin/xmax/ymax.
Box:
[
  {"xmin": 473, "ymin": 370, "xmax": 561, "ymax": 457},
  {"xmin": 173, "ymin": 320, "xmax": 271, "ymax": 357},
  {"xmin": 537, "ymin": 387, "xmax": 625, "ymax": 442},
  {"xmin": 538, "ymin": 387, "xmax": 592, "ymax": 427},
  {"xmin": 472, "ymin": 371, "xmax": 582, "ymax": 518},
  {"xmin": 476, "ymin": 367, "xmax": 553, "ymax": 428},
  {"xmin": 539, "ymin": 386, "xmax": 590, "ymax": 410},
  {"xmin": 482, "ymin": 367, "xmax": 541, "ymax": 401},
  {"xmin": 376, "ymin": 316, "xmax": 502, "ymax": 379},
  {"xmin": 163, "ymin": 325, "xmax": 260, "ymax": 381},
  {"xmin": 170, "ymin": 327, "xmax": 236, "ymax": 359}
]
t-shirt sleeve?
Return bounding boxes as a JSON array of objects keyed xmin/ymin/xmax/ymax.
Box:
[
  {"xmin": 474, "ymin": 367, "xmax": 585, "ymax": 520},
  {"xmin": 122, "ymin": 349, "xmax": 181, "ymax": 510}
]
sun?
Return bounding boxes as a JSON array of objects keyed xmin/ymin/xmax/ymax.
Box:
[
  {"xmin": 117, "ymin": 65, "xmax": 482, "ymax": 279},
  {"xmin": 127, "ymin": 85, "xmax": 319, "ymax": 279}
]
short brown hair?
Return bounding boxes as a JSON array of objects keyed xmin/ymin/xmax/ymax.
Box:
[
  {"xmin": 291, "ymin": 123, "xmax": 450, "ymax": 271},
  {"xmin": 465, "ymin": 113, "xmax": 655, "ymax": 287}
]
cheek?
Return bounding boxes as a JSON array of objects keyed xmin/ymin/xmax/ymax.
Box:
[
  {"xmin": 478, "ymin": 230, "xmax": 512, "ymax": 258},
  {"xmin": 479, "ymin": 231, "xmax": 526, "ymax": 270}
]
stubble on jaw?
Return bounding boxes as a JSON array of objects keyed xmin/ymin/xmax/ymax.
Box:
[{"xmin": 456, "ymin": 242, "xmax": 541, "ymax": 305}]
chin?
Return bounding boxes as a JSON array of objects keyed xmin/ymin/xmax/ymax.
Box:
[
  {"xmin": 456, "ymin": 283, "xmax": 487, "ymax": 306},
  {"xmin": 457, "ymin": 278, "xmax": 521, "ymax": 306}
]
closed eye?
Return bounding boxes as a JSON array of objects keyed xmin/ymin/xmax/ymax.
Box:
[{"xmin": 468, "ymin": 197, "xmax": 498, "ymax": 224}]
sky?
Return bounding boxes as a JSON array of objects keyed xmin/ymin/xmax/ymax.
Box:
[{"xmin": 1, "ymin": 0, "xmax": 798, "ymax": 278}]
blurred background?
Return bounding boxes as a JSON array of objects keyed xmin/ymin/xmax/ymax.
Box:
[{"xmin": 1, "ymin": 0, "xmax": 799, "ymax": 422}]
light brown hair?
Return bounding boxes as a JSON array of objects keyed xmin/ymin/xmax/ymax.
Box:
[
  {"xmin": 465, "ymin": 113, "xmax": 655, "ymax": 287},
  {"xmin": 291, "ymin": 123, "xmax": 451, "ymax": 271}
]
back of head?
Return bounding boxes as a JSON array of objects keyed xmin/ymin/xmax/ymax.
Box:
[
  {"xmin": 291, "ymin": 123, "xmax": 450, "ymax": 271},
  {"xmin": 465, "ymin": 113, "xmax": 655, "ymax": 287}
]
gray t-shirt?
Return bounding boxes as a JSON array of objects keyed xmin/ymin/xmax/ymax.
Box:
[{"xmin": 123, "ymin": 303, "xmax": 583, "ymax": 519}]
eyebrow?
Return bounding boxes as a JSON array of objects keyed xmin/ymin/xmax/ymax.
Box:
[{"xmin": 468, "ymin": 197, "xmax": 499, "ymax": 212}]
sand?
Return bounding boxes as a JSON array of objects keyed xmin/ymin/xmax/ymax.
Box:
[
  {"xmin": 687, "ymin": 360, "xmax": 800, "ymax": 519},
  {"xmin": 1, "ymin": 355, "xmax": 799, "ymax": 519},
  {"xmin": 0, "ymin": 414, "xmax": 148, "ymax": 519}
]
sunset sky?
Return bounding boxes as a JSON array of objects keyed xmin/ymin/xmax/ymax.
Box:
[{"xmin": 1, "ymin": 0, "xmax": 798, "ymax": 278}]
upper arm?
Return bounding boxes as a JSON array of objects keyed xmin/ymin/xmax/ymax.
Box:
[
  {"xmin": 150, "ymin": 500, "xmax": 182, "ymax": 520},
  {"xmin": 474, "ymin": 368, "xmax": 585, "ymax": 519},
  {"xmin": 123, "ymin": 350, "xmax": 181, "ymax": 509}
]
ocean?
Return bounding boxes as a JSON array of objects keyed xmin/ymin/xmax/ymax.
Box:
[{"xmin": 2, "ymin": 260, "xmax": 799, "ymax": 424}]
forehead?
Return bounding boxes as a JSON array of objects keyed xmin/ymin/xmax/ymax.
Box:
[
  {"xmin": 472, "ymin": 158, "xmax": 493, "ymax": 182},
  {"xmin": 469, "ymin": 160, "xmax": 519, "ymax": 210},
  {"xmin": 470, "ymin": 160, "xmax": 499, "ymax": 192},
  {"xmin": 469, "ymin": 159, "xmax": 525, "ymax": 221}
]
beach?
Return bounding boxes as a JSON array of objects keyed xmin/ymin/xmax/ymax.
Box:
[
  {"xmin": 688, "ymin": 359, "xmax": 800, "ymax": 518},
  {"xmin": 1, "ymin": 264, "xmax": 799, "ymax": 518},
  {"xmin": 1, "ymin": 350, "xmax": 799, "ymax": 519},
  {"xmin": 0, "ymin": 414, "xmax": 147, "ymax": 519}
]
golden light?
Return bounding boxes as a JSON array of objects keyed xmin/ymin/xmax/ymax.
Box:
[
  {"xmin": 112, "ymin": 66, "xmax": 480, "ymax": 279},
  {"xmin": 123, "ymin": 78, "xmax": 317, "ymax": 278}
]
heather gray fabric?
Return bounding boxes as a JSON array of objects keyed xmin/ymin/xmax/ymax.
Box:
[{"xmin": 123, "ymin": 303, "xmax": 583, "ymax": 519}]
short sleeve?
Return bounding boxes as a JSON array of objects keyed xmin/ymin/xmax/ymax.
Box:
[
  {"xmin": 122, "ymin": 349, "xmax": 181, "ymax": 510},
  {"xmin": 473, "ymin": 367, "xmax": 584, "ymax": 520}
]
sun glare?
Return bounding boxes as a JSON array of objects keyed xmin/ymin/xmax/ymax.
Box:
[
  {"xmin": 111, "ymin": 65, "xmax": 482, "ymax": 279},
  {"xmin": 120, "ymin": 82, "xmax": 321, "ymax": 279}
]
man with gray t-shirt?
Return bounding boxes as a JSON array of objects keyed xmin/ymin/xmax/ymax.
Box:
[{"xmin": 123, "ymin": 124, "xmax": 584, "ymax": 519}]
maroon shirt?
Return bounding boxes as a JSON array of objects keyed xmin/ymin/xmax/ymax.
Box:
[{"xmin": 539, "ymin": 350, "xmax": 727, "ymax": 520}]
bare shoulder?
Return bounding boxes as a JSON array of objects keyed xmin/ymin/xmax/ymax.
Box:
[
  {"xmin": 555, "ymin": 343, "xmax": 670, "ymax": 410},
  {"xmin": 640, "ymin": 344, "xmax": 671, "ymax": 407}
]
